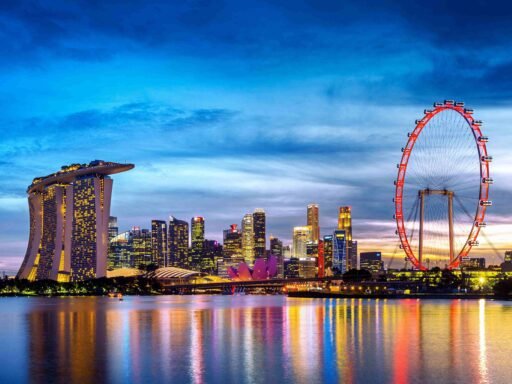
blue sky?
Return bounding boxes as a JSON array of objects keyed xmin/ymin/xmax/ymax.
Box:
[{"xmin": 1, "ymin": 0, "xmax": 512, "ymax": 273}]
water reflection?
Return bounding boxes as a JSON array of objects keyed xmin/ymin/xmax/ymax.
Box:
[{"xmin": 0, "ymin": 296, "xmax": 510, "ymax": 383}]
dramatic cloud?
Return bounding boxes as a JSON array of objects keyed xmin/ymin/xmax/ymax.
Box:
[{"xmin": 0, "ymin": 0, "xmax": 511, "ymax": 273}]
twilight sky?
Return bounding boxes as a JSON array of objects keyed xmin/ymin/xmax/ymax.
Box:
[{"xmin": 1, "ymin": 0, "xmax": 512, "ymax": 273}]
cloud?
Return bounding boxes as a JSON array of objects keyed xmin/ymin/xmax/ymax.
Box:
[{"xmin": 1, "ymin": 1, "xmax": 512, "ymax": 271}]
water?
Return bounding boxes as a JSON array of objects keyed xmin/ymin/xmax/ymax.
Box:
[{"xmin": 0, "ymin": 296, "xmax": 511, "ymax": 384}]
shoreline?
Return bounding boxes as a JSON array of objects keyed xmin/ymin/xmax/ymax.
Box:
[{"xmin": 287, "ymin": 291, "xmax": 505, "ymax": 300}]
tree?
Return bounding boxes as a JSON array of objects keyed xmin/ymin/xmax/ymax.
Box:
[
  {"xmin": 493, "ymin": 278, "xmax": 512, "ymax": 297},
  {"xmin": 342, "ymin": 269, "xmax": 372, "ymax": 283}
]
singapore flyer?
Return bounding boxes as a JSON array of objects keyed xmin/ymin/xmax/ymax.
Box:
[{"xmin": 394, "ymin": 100, "xmax": 492, "ymax": 270}]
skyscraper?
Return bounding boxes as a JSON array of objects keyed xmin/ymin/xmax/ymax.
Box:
[
  {"xmin": 223, "ymin": 224, "xmax": 242, "ymax": 261},
  {"xmin": 307, "ymin": 204, "xmax": 320, "ymax": 242},
  {"xmin": 360, "ymin": 251, "xmax": 384, "ymax": 274},
  {"xmin": 132, "ymin": 227, "xmax": 152, "ymax": 268},
  {"xmin": 168, "ymin": 216, "xmax": 189, "ymax": 268},
  {"xmin": 17, "ymin": 160, "xmax": 134, "ymax": 282},
  {"xmin": 337, "ymin": 207, "xmax": 352, "ymax": 237},
  {"xmin": 151, "ymin": 220, "xmax": 167, "ymax": 267},
  {"xmin": 253, "ymin": 208, "xmax": 266, "ymax": 259},
  {"xmin": 108, "ymin": 216, "xmax": 118, "ymax": 242},
  {"xmin": 293, "ymin": 226, "xmax": 311, "ymax": 258},
  {"xmin": 333, "ymin": 229, "xmax": 347, "ymax": 273},
  {"xmin": 323, "ymin": 235, "xmax": 333, "ymax": 271},
  {"xmin": 190, "ymin": 217, "xmax": 205, "ymax": 270},
  {"xmin": 204, "ymin": 240, "xmax": 223, "ymax": 273},
  {"xmin": 318, "ymin": 239, "xmax": 325, "ymax": 277},
  {"xmin": 108, "ymin": 230, "xmax": 133, "ymax": 269},
  {"xmin": 337, "ymin": 206, "xmax": 357, "ymax": 270},
  {"xmin": 270, "ymin": 236, "xmax": 284, "ymax": 278},
  {"xmin": 242, "ymin": 214, "xmax": 255, "ymax": 265}
]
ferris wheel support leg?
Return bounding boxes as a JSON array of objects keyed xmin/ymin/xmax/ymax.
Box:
[
  {"xmin": 448, "ymin": 192, "xmax": 455, "ymax": 266},
  {"xmin": 419, "ymin": 191, "xmax": 425, "ymax": 269}
]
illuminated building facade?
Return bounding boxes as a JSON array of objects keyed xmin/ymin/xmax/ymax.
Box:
[
  {"xmin": 333, "ymin": 229, "xmax": 347, "ymax": 273},
  {"xmin": 318, "ymin": 239, "xmax": 324, "ymax": 277},
  {"xmin": 293, "ymin": 226, "xmax": 311, "ymax": 258},
  {"xmin": 108, "ymin": 216, "xmax": 118, "ymax": 242},
  {"xmin": 306, "ymin": 241, "xmax": 318, "ymax": 258},
  {"xmin": 108, "ymin": 231, "xmax": 133, "ymax": 269},
  {"xmin": 223, "ymin": 224, "xmax": 242, "ymax": 260},
  {"xmin": 132, "ymin": 227, "xmax": 152, "ymax": 268},
  {"xmin": 307, "ymin": 204, "xmax": 319, "ymax": 242},
  {"xmin": 270, "ymin": 236, "xmax": 284, "ymax": 278},
  {"xmin": 360, "ymin": 251, "xmax": 384, "ymax": 274},
  {"xmin": 203, "ymin": 240, "xmax": 222, "ymax": 273},
  {"xmin": 17, "ymin": 160, "xmax": 134, "ymax": 281},
  {"xmin": 284, "ymin": 258, "xmax": 300, "ymax": 278},
  {"xmin": 298, "ymin": 258, "xmax": 317, "ymax": 278},
  {"xmin": 242, "ymin": 214, "xmax": 255, "ymax": 265},
  {"xmin": 323, "ymin": 235, "xmax": 333, "ymax": 270},
  {"xmin": 168, "ymin": 216, "xmax": 189, "ymax": 268},
  {"xmin": 190, "ymin": 217, "xmax": 205, "ymax": 270},
  {"xmin": 151, "ymin": 220, "xmax": 167, "ymax": 267},
  {"xmin": 337, "ymin": 206, "xmax": 357, "ymax": 270},
  {"xmin": 461, "ymin": 257, "xmax": 486, "ymax": 269},
  {"xmin": 253, "ymin": 208, "xmax": 266, "ymax": 259}
]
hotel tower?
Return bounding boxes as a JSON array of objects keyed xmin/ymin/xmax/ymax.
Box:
[{"xmin": 17, "ymin": 160, "xmax": 134, "ymax": 282}]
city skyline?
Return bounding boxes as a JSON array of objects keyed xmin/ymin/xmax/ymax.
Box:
[{"xmin": 2, "ymin": 1, "xmax": 512, "ymax": 273}]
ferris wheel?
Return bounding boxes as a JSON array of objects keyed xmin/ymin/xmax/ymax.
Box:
[{"xmin": 394, "ymin": 100, "xmax": 492, "ymax": 270}]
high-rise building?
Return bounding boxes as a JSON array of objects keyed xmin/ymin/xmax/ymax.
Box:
[
  {"xmin": 306, "ymin": 241, "xmax": 318, "ymax": 258},
  {"xmin": 204, "ymin": 240, "xmax": 223, "ymax": 273},
  {"xmin": 253, "ymin": 208, "xmax": 266, "ymax": 259},
  {"xmin": 108, "ymin": 230, "xmax": 133, "ymax": 269},
  {"xmin": 349, "ymin": 240, "xmax": 358, "ymax": 270},
  {"xmin": 307, "ymin": 204, "xmax": 319, "ymax": 242},
  {"xmin": 107, "ymin": 216, "xmax": 119, "ymax": 268},
  {"xmin": 132, "ymin": 227, "xmax": 152, "ymax": 268},
  {"xmin": 337, "ymin": 206, "xmax": 357, "ymax": 270},
  {"xmin": 298, "ymin": 258, "xmax": 317, "ymax": 278},
  {"xmin": 323, "ymin": 235, "xmax": 333, "ymax": 272},
  {"xmin": 270, "ymin": 236, "xmax": 284, "ymax": 278},
  {"xmin": 242, "ymin": 214, "xmax": 255, "ymax": 265},
  {"xmin": 293, "ymin": 226, "xmax": 311, "ymax": 258},
  {"xmin": 360, "ymin": 251, "xmax": 384, "ymax": 274},
  {"xmin": 333, "ymin": 230, "xmax": 347, "ymax": 273},
  {"xmin": 284, "ymin": 258, "xmax": 300, "ymax": 278},
  {"xmin": 151, "ymin": 220, "xmax": 167, "ymax": 267},
  {"xmin": 168, "ymin": 216, "xmax": 189, "ymax": 268},
  {"xmin": 17, "ymin": 160, "xmax": 134, "ymax": 282},
  {"xmin": 318, "ymin": 239, "xmax": 324, "ymax": 278},
  {"xmin": 223, "ymin": 224, "xmax": 242, "ymax": 261},
  {"xmin": 190, "ymin": 217, "xmax": 205, "ymax": 271},
  {"xmin": 108, "ymin": 216, "xmax": 118, "ymax": 242},
  {"xmin": 337, "ymin": 207, "xmax": 352, "ymax": 236}
]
